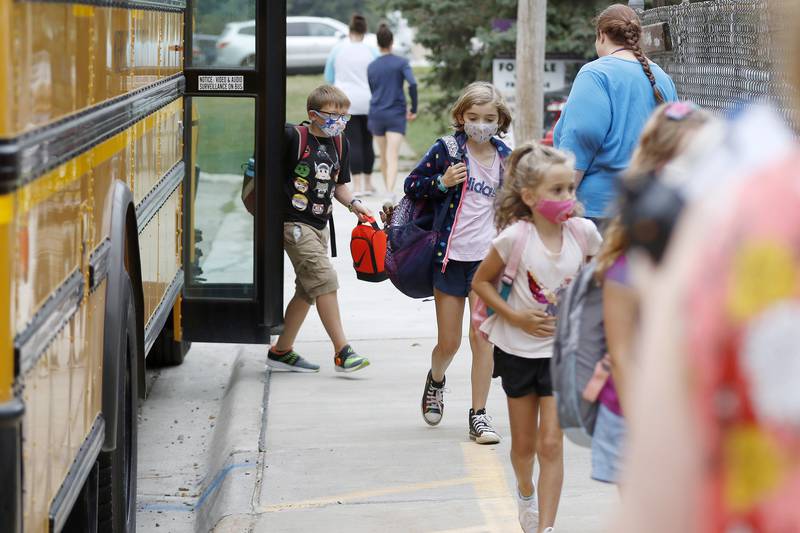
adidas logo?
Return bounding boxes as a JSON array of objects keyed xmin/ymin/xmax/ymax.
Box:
[{"xmin": 466, "ymin": 177, "xmax": 497, "ymax": 198}]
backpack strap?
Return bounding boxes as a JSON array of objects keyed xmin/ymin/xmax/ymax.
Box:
[
  {"xmin": 566, "ymin": 218, "xmax": 590, "ymax": 261},
  {"xmin": 333, "ymin": 134, "xmax": 343, "ymax": 162},
  {"xmin": 294, "ymin": 125, "xmax": 309, "ymax": 162},
  {"xmin": 329, "ymin": 216, "xmax": 337, "ymax": 258},
  {"xmin": 440, "ymin": 135, "xmax": 463, "ymax": 163},
  {"xmin": 501, "ymin": 222, "xmax": 531, "ymax": 284}
]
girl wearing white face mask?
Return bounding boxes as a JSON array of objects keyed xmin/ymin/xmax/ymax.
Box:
[{"xmin": 403, "ymin": 82, "xmax": 513, "ymax": 445}]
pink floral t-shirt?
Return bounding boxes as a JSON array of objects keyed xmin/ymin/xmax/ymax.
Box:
[{"xmin": 687, "ymin": 152, "xmax": 800, "ymax": 531}]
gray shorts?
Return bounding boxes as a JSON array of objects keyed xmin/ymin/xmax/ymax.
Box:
[{"xmin": 590, "ymin": 403, "xmax": 626, "ymax": 484}]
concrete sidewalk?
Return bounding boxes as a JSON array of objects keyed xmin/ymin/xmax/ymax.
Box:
[
  {"xmin": 249, "ymin": 342, "xmax": 617, "ymax": 532},
  {"xmin": 245, "ymin": 197, "xmax": 617, "ymax": 531},
  {"xmin": 136, "ymin": 196, "xmax": 618, "ymax": 532}
]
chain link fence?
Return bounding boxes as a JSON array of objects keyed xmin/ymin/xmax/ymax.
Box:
[{"xmin": 642, "ymin": 0, "xmax": 795, "ymax": 118}]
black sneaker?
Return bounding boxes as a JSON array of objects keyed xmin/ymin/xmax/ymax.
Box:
[
  {"xmin": 422, "ymin": 371, "xmax": 445, "ymax": 426},
  {"xmin": 334, "ymin": 345, "xmax": 370, "ymax": 373},
  {"xmin": 267, "ymin": 347, "xmax": 320, "ymax": 373},
  {"xmin": 469, "ymin": 408, "xmax": 501, "ymax": 444}
]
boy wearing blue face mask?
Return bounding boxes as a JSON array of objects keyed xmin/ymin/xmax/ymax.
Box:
[{"xmin": 268, "ymin": 85, "xmax": 374, "ymax": 373}]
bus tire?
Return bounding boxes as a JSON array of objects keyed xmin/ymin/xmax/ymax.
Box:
[
  {"xmin": 99, "ymin": 275, "xmax": 138, "ymax": 533},
  {"xmin": 148, "ymin": 311, "xmax": 190, "ymax": 367}
]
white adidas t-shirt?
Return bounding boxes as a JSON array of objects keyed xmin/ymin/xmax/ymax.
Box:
[{"xmin": 480, "ymin": 218, "xmax": 602, "ymax": 358}]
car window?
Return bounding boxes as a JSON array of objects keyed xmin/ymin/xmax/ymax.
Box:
[
  {"xmin": 287, "ymin": 22, "xmax": 309, "ymax": 37},
  {"xmin": 308, "ymin": 23, "xmax": 338, "ymax": 37},
  {"xmin": 239, "ymin": 25, "xmax": 256, "ymax": 37}
]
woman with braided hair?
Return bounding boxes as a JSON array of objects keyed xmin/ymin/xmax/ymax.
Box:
[{"xmin": 554, "ymin": 4, "xmax": 677, "ymax": 224}]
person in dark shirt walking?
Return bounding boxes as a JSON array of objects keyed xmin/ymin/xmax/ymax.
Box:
[
  {"xmin": 367, "ymin": 23, "xmax": 418, "ymax": 200},
  {"xmin": 268, "ymin": 85, "xmax": 374, "ymax": 374}
]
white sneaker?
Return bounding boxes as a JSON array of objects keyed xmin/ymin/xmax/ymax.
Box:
[{"xmin": 517, "ymin": 489, "xmax": 538, "ymax": 533}]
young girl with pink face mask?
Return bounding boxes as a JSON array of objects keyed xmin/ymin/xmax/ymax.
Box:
[{"xmin": 472, "ymin": 143, "xmax": 602, "ymax": 533}]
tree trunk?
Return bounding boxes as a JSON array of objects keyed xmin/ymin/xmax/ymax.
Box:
[{"xmin": 515, "ymin": 0, "xmax": 547, "ymax": 144}]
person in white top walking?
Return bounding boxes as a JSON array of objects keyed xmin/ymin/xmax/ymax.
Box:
[
  {"xmin": 473, "ymin": 143, "xmax": 602, "ymax": 533},
  {"xmin": 324, "ymin": 14, "xmax": 378, "ymax": 196}
]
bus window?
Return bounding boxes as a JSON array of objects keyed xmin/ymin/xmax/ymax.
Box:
[
  {"xmin": 187, "ymin": 97, "xmax": 256, "ymax": 289},
  {"xmin": 192, "ymin": 0, "xmax": 256, "ymax": 68}
]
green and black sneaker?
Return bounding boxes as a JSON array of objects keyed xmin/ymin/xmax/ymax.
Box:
[
  {"xmin": 334, "ymin": 345, "xmax": 370, "ymax": 373},
  {"xmin": 267, "ymin": 347, "xmax": 320, "ymax": 373}
]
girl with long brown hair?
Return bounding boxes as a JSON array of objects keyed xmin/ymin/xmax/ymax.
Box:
[{"xmin": 554, "ymin": 4, "xmax": 677, "ymax": 224}]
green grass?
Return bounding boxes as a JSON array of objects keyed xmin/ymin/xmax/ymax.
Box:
[
  {"xmin": 286, "ymin": 73, "xmax": 325, "ymax": 125},
  {"xmin": 406, "ymin": 67, "xmax": 448, "ymax": 158},
  {"xmin": 195, "ymin": 97, "xmax": 255, "ymax": 174},
  {"xmin": 193, "ymin": 69, "xmax": 446, "ymax": 175}
]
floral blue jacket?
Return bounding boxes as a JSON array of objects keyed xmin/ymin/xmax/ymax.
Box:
[{"xmin": 403, "ymin": 130, "xmax": 513, "ymax": 270}]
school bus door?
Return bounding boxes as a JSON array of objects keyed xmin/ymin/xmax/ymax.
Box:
[{"xmin": 181, "ymin": 1, "xmax": 286, "ymax": 343}]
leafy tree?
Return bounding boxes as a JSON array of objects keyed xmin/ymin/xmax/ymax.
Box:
[
  {"xmin": 288, "ymin": 0, "xmax": 381, "ymax": 26},
  {"xmin": 379, "ymin": 0, "xmax": 607, "ymax": 116},
  {"xmin": 195, "ymin": 0, "xmax": 256, "ymax": 35}
]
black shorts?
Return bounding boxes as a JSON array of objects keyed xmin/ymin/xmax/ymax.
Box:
[
  {"xmin": 493, "ymin": 347, "xmax": 553, "ymax": 398},
  {"xmin": 433, "ymin": 260, "xmax": 481, "ymax": 298}
]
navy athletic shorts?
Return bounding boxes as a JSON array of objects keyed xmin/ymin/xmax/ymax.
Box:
[
  {"xmin": 368, "ymin": 112, "xmax": 407, "ymax": 136},
  {"xmin": 433, "ymin": 260, "xmax": 481, "ymax": 298}
]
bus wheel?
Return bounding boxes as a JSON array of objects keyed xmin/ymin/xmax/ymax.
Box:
[
  {"xmin": 99, "ymin": 276, "xmax": 138, "ymax": 532},
  {"xmin": 148, "ymin": 311, "xmax": 190, "ymax": 367}
]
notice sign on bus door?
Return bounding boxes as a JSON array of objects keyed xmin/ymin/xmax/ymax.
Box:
[{"xmin": 198, "ymin": 75, "xmax": 244, "ymax": 91}]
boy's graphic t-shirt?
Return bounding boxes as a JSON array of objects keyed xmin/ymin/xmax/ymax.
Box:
[
  {"xmin": 284, "ymin": 126, "xmax": 351, "ymax": 230},
  {"xmin": 448, "ymin": 146, "xmax": 501, "ymax": 261},
  {"xmin": 480, "ymin": 218, "xmax": 602, "ymax": 358}
]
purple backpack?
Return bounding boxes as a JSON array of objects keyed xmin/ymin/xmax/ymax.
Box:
[{"xmin": 385, "ymin": 136, "xmax": 460, "ymax": 299}]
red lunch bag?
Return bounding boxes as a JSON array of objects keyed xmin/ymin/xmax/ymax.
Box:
[{"xmin": 350, "ymin": 217, "xmax": 388, "ymax": 282}]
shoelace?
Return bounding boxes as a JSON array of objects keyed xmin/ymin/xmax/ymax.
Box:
[
  {"xmin": 472, "ymin": 413, "xmax": 494, "ymax": 433},
  {"xmin": 425, "ymin": 386, "xmax": 446, "ymax": 412}
]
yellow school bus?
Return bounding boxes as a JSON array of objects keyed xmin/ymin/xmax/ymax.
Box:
[{"xmin": 0, "ymin": 1, "xmax": 287, "ymax": 531}]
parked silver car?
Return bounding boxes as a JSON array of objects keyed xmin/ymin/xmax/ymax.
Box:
[{"xmin": 214, "ymin": 16, "xmax": 410, "ymax": 71}]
